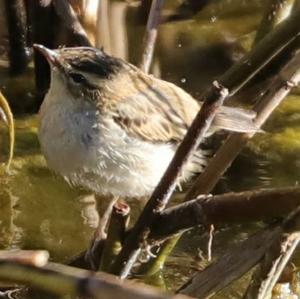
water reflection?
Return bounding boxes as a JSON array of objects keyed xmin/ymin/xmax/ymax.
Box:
[{"xmin": 0, "ymin": 188, "xmax": 23, "ymax": 249}]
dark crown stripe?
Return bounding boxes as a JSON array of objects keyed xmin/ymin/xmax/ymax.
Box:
[{"xmin": 69, "ymin": 53, "xmax": 123, "ymax": 79}]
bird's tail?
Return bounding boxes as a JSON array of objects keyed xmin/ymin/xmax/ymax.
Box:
[{"xmin": 209, "ymin": 106, "xmax": 260, "ymax": 135}]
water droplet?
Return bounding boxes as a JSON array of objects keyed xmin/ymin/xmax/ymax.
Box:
[
  {"xmin": 211, "ymin": 16, "xmax": 217, "ymax": 22},
  {"xmin": 180, "ymin": 77, "xmax": 187, "ymax": 83}
]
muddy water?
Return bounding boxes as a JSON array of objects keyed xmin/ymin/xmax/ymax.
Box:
[{"xmin": 1, "ymin": 0, "xmax": 300, "ymax": 298}]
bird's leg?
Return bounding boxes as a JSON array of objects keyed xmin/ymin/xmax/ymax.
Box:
[
  {"xmin": 85, "ymin": 195, "xmax": 119, "ymax": 270},
  {"xmin": 95, "ymin": 195, "xmax": 119, "ymax": 240}
]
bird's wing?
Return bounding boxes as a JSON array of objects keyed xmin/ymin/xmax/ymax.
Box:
[
  {"xmin": 211, "ymin": 106, "xmax": 258, "ymax": 135},
  {"xmin": 107, "ymin": 69, "xmax": 198, "ymax": 143},
  {"xmin": 106, "ymin": 67, "xmax": 258, "ymax": 143}
]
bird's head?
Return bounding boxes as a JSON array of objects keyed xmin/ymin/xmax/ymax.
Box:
[{"xmin": 33, "ymin": 44, "xmax": 124, "ymax": 102}]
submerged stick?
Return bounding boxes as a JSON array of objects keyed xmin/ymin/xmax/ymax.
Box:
[
  {"xmin": 140, "ymin": 0, "xmax": 164, "ymax": 73},
  {"xmin": 111, "ymin": 5, "xmax": 300, "ymax": 279},
  {"xmin": 0, "ymin": 261, "xmax": 191, "ymax": 299},
  {"xmin": 0, "ymin": 250, "xmax": 49, "ymax": 267}
]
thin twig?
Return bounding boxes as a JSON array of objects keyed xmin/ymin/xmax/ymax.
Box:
[
  {"xmin": 140, "ymin": 0, "xmax": 164, "ymax": 73},
  {"xmin": 95, "ymin": 0, "xmax": 111, "ymax": 51},
  {"xmin": 149, "ymin": 187, "xmax": 300, "ymax": 240},
  {"xmin": 207, "ymin": 225, "xmax": 214, "ymax": 262}
]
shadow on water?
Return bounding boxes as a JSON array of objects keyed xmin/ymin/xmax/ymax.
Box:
[{"xmin": 1, "ymin": 0, "xmax": 300, "ymax": 297}]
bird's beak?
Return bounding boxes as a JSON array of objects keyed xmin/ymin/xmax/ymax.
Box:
[{"xmin": 33, "ymin": 44, "xmax": 60, "ymax": 67}]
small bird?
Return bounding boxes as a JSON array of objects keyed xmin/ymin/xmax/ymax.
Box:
[{"xmin": 34, "ymin": 44, "xmax": 257, "ymax": 199}]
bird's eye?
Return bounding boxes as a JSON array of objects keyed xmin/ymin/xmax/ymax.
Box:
[{"xmin": 69, "ymin": 72, "xmax": 87, "ymax": 84}]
